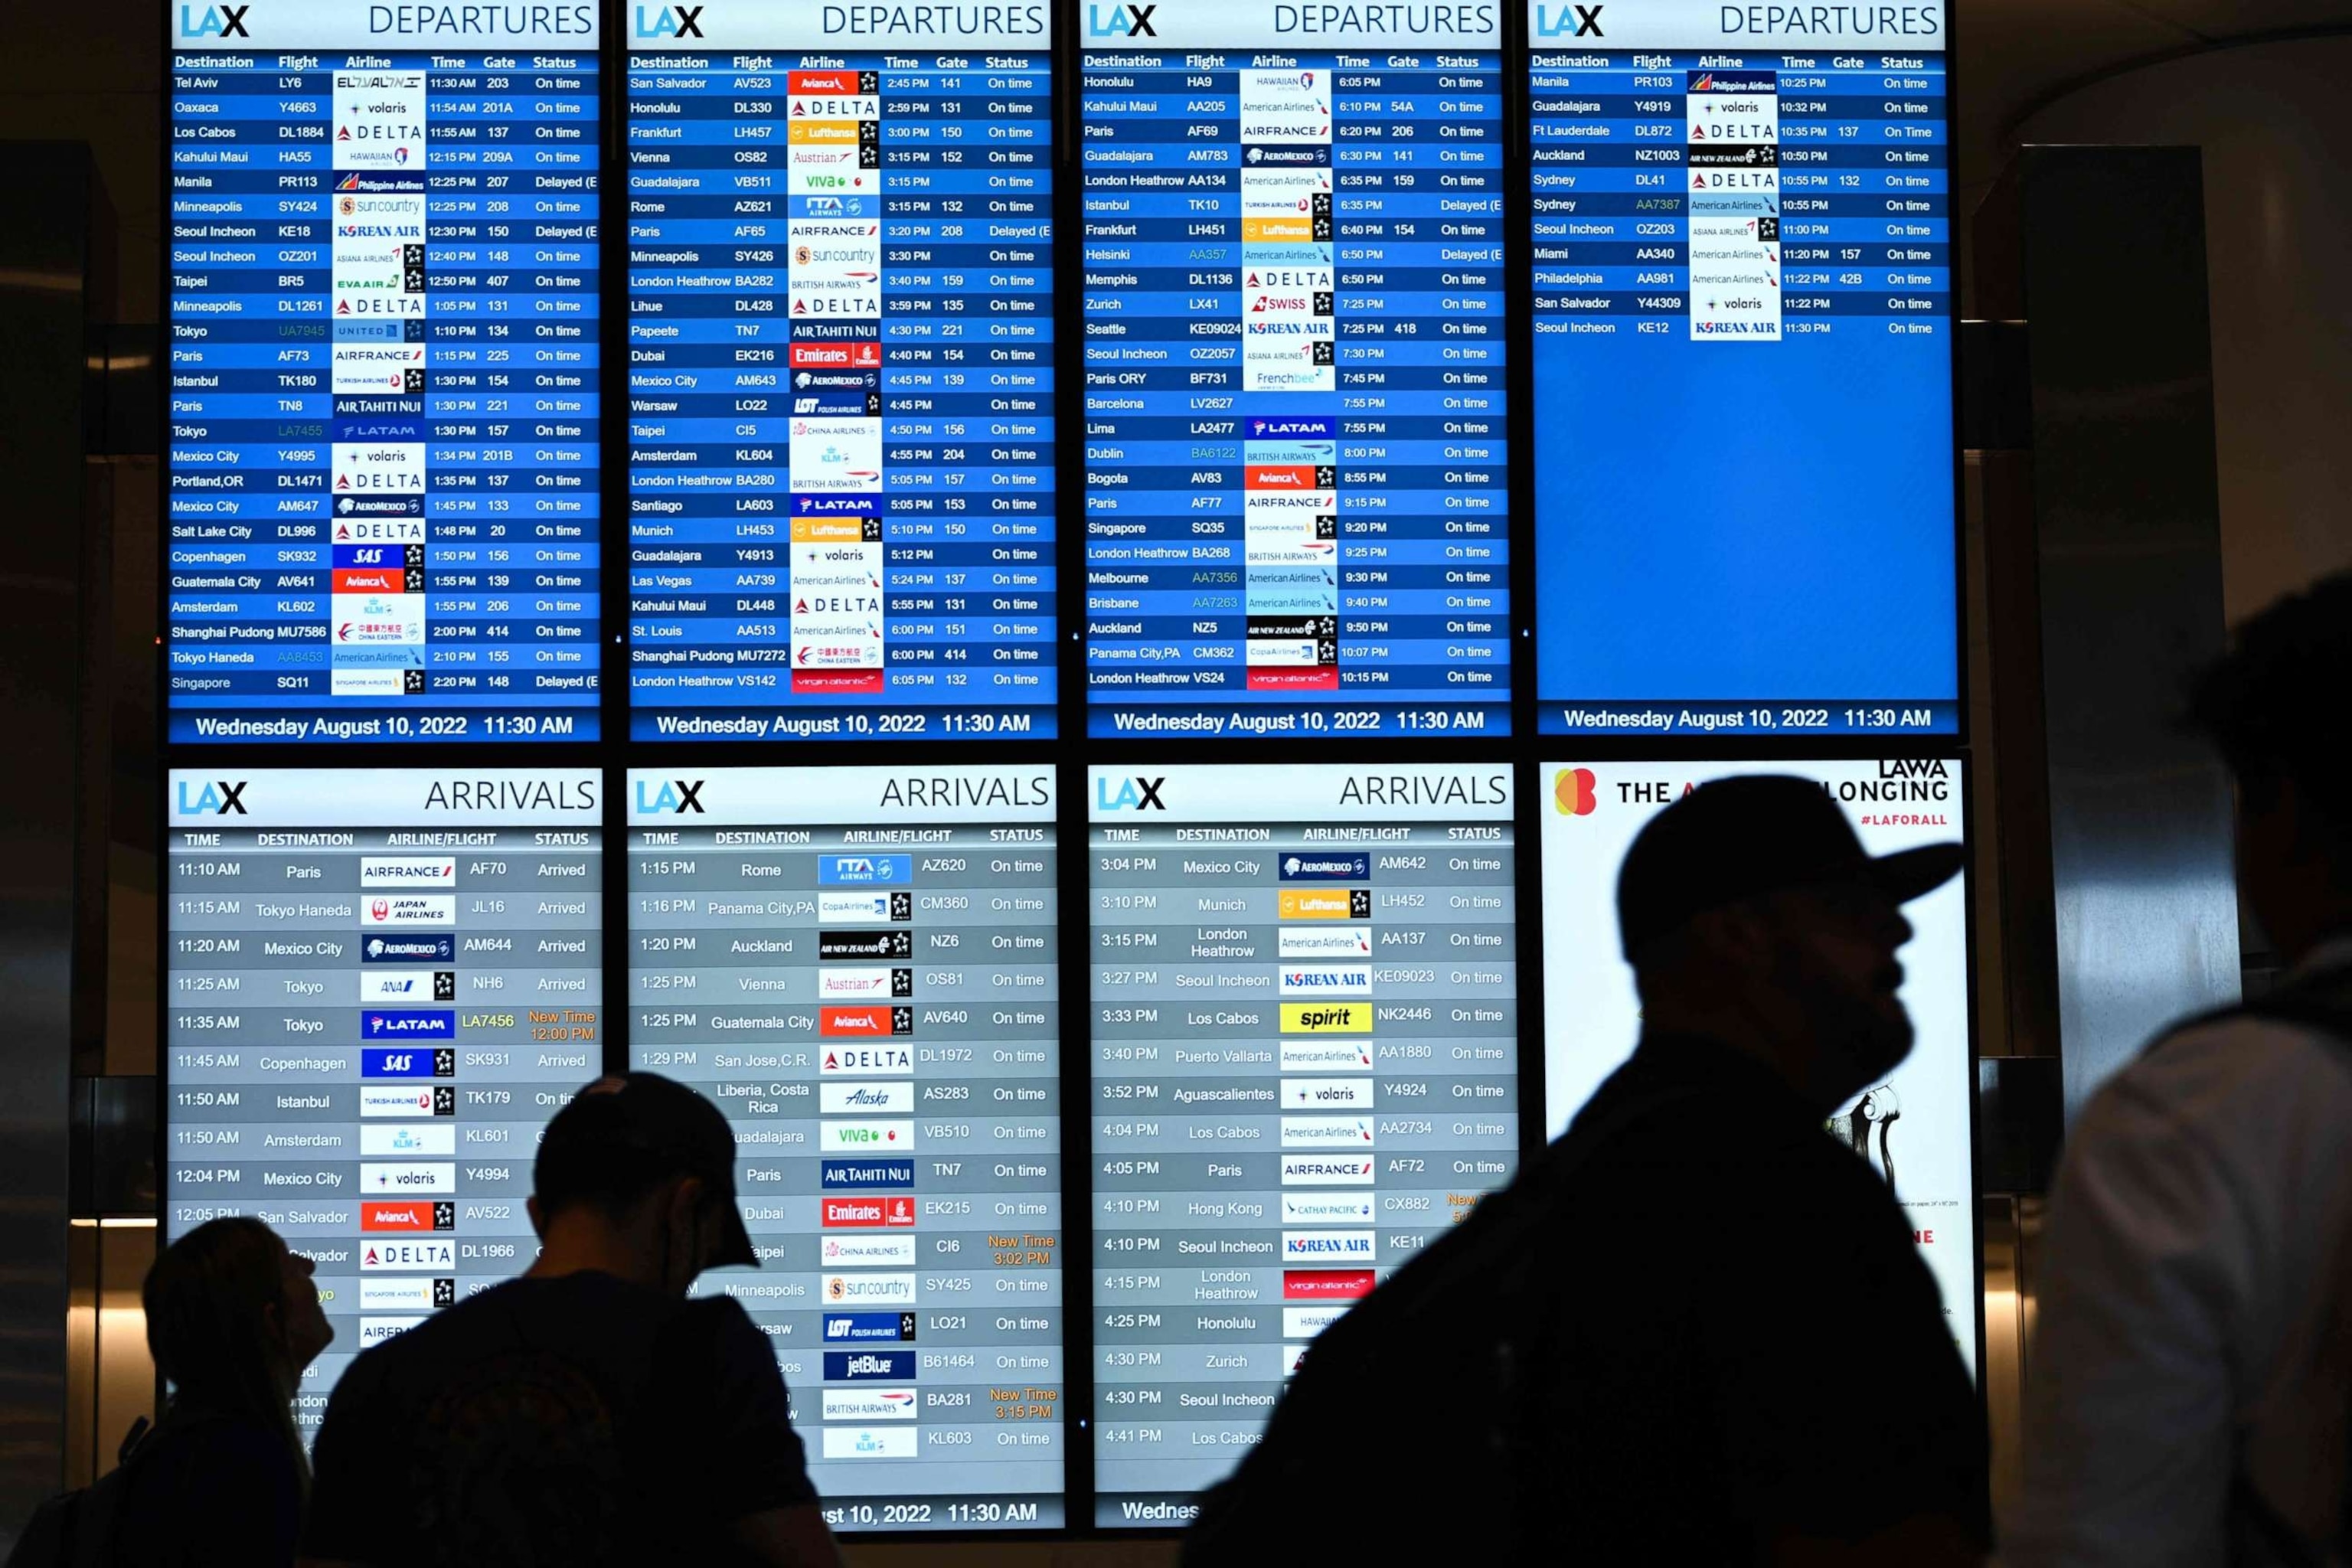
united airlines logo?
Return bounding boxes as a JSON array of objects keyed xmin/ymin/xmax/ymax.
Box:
[
  {"xmin": 1088, "ymin": 2, "xmax": 1157, "ymax": 36},
  {"xmin": 178, "ymin": 4, "xmax": 250, "ymax": 39},
  {"xmin": 1533, "ymin": 2, "xmax": 1605, "ymax": 34},
  {"xmin": 1094, "ymin": 776, "xmax": 1166, "ymax": 812},
  {"xmin": 634, "ymin": 778, "xmax": 705, "ymax": 815},
  {"xmin": 633, "ymin": 3, "xmax": 704, "ymax": 38},
  {"xmin": 177, "ymin": 779, "xmax": 248, "ymax": 815}
]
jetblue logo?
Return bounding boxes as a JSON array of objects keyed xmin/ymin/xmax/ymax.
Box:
[
  {"xmin": 825, "ymin": 1350, "xmax": 915, "ymax": 1381},
  {"xmin": 1096, "ymin": 776, "xmax": 1166, "ymax": 812},
  {"xmin": 1088, "ymin": 2, "xmax": 1156, "ymax": 35},
  {"xmin": 1534, "ymin": 2, "xmax": 1605, "ymax": 34},
  {"xmin": 179, "ymin": 4, "xmax": 250, "ymax": 38},
  {"xmin": 635, "ymin": 778, "xmax": 705, "ymax": 815},
  {"xmin": 632, "ymin": 4, "xmax": 703, "ymax": 38},
  {"xmin": 177, "ymin": 779, "xmax": 248, "ymax": 815}
]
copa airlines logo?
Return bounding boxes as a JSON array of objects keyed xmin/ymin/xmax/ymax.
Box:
[
  {"xmin": 1087, "ymin": 1, "xmax": 1157, "ymax": 34},
  {"xmin": 635, "ymin": 778, "xmax": 706, "ymax": 814},
  {"xmin": 1533, "ymin": 1, "xmax": 1605, "ymax": 34},
  {"xmin": 178, "ymin": 4, "xmax": 250, "ymax": 39},
  {"xmin": 1095, "ymin": 775, "xmax": 1166, "ymax": 812},
  {"xmin": 176, "ymin": 779, "xmax": 248, "ymax": 815},
  {"xmin": 1554, "ymin": 766, "xmax": 1598, "ymax": 816},
  {"xmin": 633, "ymin": 3, "xmax": 704, "ymax": 37}
]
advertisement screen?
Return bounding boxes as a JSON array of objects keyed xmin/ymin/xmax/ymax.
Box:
[
  {"xmin": 165, "ymin": 769, "xmax": 605, "ymax": 1435},
  {"xmin": 1540, "ymin": 757, "xmax": 1976, "ymax": 1372},
  {"xmin": 165, "ymin": 2, "xmax": 602, "ymax": 743},
  {"xmin": 1087, "ymin": 762, "xmax": 1520, "ymax": 1525},
  {"xmin": 1527, "ymin": 1, "xmax": 1957, "ymax": 737},
  {"xmin": 626, "ymin": 2, "xmax": 1057, "ymax": 742},
  {"xmin": 627, "ymin": 766, "xmax": 1064, "ymax": 1530},
  {"xmin": 1080, "ymin": 0, "xmax": 1510, "ymax": 740}
]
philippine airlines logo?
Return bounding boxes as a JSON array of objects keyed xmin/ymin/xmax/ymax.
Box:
[{"xmin": 1553, "ymin": 766, "xmax": 1598, "ymax": 817}]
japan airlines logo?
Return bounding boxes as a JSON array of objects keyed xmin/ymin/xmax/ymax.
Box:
[
  {"xmin": 176, "ymin": 779, "xmax": 248, "ymax": 816},
  {"xmin": 178, "ymin": 4, "xmax": 249, "ymax": 39},
  {"xmin": 1553, "ymin": 766, "xmax": 1598, "ymax": 817},
  {"xmin": 1533, "ymin": 2, "xmax": 1605, "ymax": 34},
  {"xmin": 1094, "ymin": 776, "xmax": 1166, "ymax": 812},
  {"xmin": 633, "ymin": 4, "xmax": 704, "ymax": 38},
  {"xmin": 634, "ymin": 778, "xmax": 705, "ymax": 815},
  {"xmin": 1088, "ymin": 1, "xmax": 1157, "ymax": 34}
]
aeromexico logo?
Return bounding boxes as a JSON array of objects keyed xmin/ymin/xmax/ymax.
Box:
[
  {"xmin": 1533, "ymin": 2, "xmax": 1605, "ymax": 35},
  {"xmin": 178, "ymin": 4, "xmax": 250, "ymax": 39},
  {"xmin": 1089, "ymin": 2, "xmax": 1157, "ymax": 35},
  {"xmin": 632, "ymin": 4, "xmax": 704, "ymax": 38}
]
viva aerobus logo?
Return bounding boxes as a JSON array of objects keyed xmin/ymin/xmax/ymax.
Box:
[
  {"xmin": 1533, "ymin": 2, "xmax": 1606, "ymax": 35},
  {"xmin": 178, "ymin": 779, "xmax": 248, "ymax": 815},
  {"xmin": 633, "ymin": 4, "xmax": 704, "ymax": 38},
  {"xmin": 635, "ymin": 779, "xmax": 706, "ymax": 814},
  {"xmin": 179, "ymin": 4, "xmax": 250, "ymax": 39},
  {"xmin": 1088, "ymin": 2, "xmax": 1157, "ymax": 36}
]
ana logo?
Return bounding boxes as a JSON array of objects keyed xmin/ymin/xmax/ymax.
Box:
[
  {"xmin": 632, "ymin": 3, "xmax": 704, "ymax": 37},
  {"xmin": 1095, "ymin": 776, "xmax": 1166, "ymax": 812},
  {"xmin": 179, "ymin": 3, "xmax": 249, "ymax": 38},
  {"xmin": 1553, "ymin": 766, "xmax": 1598, "ymax": 817},
  {"xmin": 635, "ymin": 778, "xmax": 705, "ymax": 815},
  {"xmin": 1533, "ymin": 1, "xmax": 1604, "ymax": 34},
  {"xmin": 1087, "ymin": 0, "xmax": 1157, "ymax": 34},
  {"xmin": 177, "ymin": 779, "xmax": 248, "ymax": 815}
]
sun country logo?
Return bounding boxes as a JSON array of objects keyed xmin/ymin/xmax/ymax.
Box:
[{"xmin": 1553, "ymin": 766, "xmax": 1597, "ymax": 817}]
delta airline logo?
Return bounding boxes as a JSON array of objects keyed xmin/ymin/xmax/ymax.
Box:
[
  {"xmin": 820, "ymin": 1044, "xmax": 915, "ymax": 1076},
  {"xmin": 361, "ymin": 1239, "xmax": 457, "ymax": 1272},
  {"xmin": 175, "ymin": 779, "xmax": 248, "ymax": 816},
  {"xmin": 1554, "ymin": 766, "xmax": 1599, "ymax": 817},
  {"xmin": 178, "ymin": 4, "xmax": 250, "ymax": 39},
  {"xmin": 822, "ymin": 1195, "xmax": 916, "ymax": 1228}
]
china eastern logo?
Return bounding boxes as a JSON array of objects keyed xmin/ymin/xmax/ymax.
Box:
[
  {"xmin": 1088, "ymin": 2, "xmax": 1157, "ymax": 35},
  {"xmin": 178, "ymin": 4, "xmax": 249, "ymax": 39},
  {"xmin": 1533, "ymin": 2, "xmax": 1605, "ymax": 35},
  {"xmin": 1095, "ymin": 776, "xmax": 1165, "ymax": 812},
  {"xmin": 178, "ymin": 779, "xmax": 248, "ymax": 816},
  {"xmin": 632, "ymin": 4, "xmax": 704, "ymax": 38},
  {"xmin": 635, "ymin": 778, "xmax": 705, "ymax": 815},
  {"xmin": 1553, "ymin": 766, "xmax": 1598, "ymax": 817}
]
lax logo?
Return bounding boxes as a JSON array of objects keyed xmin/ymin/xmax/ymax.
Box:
[
  {"xmin": 179, "ymin": 4, "xmax": 250, "ymax": 39},
  {"xmin": 633, "ymin": 4, "xmax": 704, "ymax": 38},
  {"xmin": 1534, "ymin": 2, "xmax": 1605, "ymax": 34},
  {"xmin": 1095, "ymin": 776, "xmax": 1166, "ymax": 812},
  {"xmin": 1088, "ymin": 2, "xmax": 1158, "ymax": 36},
  {"xmin": 635, "ymin": 778, "xmax": 707, "ymax": 815},
  {"xmin": 177, "ymin": 779, "xmax": 249, "ymax": 816}
]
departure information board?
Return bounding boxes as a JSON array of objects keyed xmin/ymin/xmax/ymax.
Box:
[
  {"xmin": 1087, "ymin": 763, "xmax": 1519, "ymax": 1525},
  {"xmin": 165, "ymin": 768, "xmax": 604, "ymax": 1434},
  {"xmin": 627, "ymin": 766, "xmax": 1063, "ymax": 1530},
  {"xmin": 1080, "ymin": 1, "xmax": 1510, "ymax": 740},
  {"xmin": 626, "ymin": 2, "xmax": 1057, "ymax": 743},
  {"xmin": 1527, "ymin": 0, "xmax": 1957, "ymax": 736},
  {"xmin": 166, "ymin": 2, "xmax": 602, "ymax": 743}
]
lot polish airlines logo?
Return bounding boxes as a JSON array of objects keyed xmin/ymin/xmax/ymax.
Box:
[{"xmin": 1088, "ymin": 2, "xmax": 1156, "ymax": 34}]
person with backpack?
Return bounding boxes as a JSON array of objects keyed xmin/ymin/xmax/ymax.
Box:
[
  {"xmin": 1186, "ymin": 776, "xmax": 1989, "ymax": 1564},
  {"xmin": 296, "ymin": 1073, "xmax": 841, "ymax": 1568},
  {"xmin": 2004, "ymin": 573, "xmax": 2352, "ymax": 1566}
]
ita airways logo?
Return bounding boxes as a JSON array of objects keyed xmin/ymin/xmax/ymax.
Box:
[{"xmin": 1553, "ymin": 767, "xmax": 1598, "ymax": 817}]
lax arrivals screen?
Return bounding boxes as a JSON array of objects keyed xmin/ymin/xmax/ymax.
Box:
[
  {"xmin": 1080, "ymin": 0, "xmax": 1509, "ymax": 740},
  {"xmin": 1540, "ymin": 758, "xmax": 1977, "ymax": 1371},
  {"xmin": 166, "ymin": 2, "xmax": 601, "ymax": 743},
  {"xmin": 1088, "ymin": 763, "xmax": 1519, "ymax": 1525},
  {"xmin": 1527, "ymin": 0, "xmax": 1957, "ymax": 735},
  {"xmin": 626, "ymin": 2, "xmax": 1057, "ymax": 742},
  {"xmin": 627, "ymin": 766, "xmax": 1063, "ymax": 1530},
  {"xmin": 165, "ymin": 769, "xmax": 603, "ymax": 1434}
]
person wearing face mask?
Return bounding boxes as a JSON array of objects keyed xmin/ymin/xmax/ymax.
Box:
[{"xmin": 299, "ymin": 1074, "xmax": 841, "ymax": 1568}]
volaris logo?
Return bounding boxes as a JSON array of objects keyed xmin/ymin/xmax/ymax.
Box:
[
  {"xmin": 178, "ymin": 779, "xmax": 248, "ymax": 816},
  {"xmin": 635, "ymin": 778, "xmax": 706, "ymax": 814},
  {"xmin": 1533, "ymin": 2, "xmax": 1605, "ymax": 35},
  {"xmin": 1095, "ymin": 776, "xmax": 1166, "ymax": 812},
  {"xmin": 1088, "ymin": 2, "xmax": 1157, "ymax": 36},
  {"xmin": 1553, "ymin": 766, "xmax": 1598, "ymax": 817},
  {"xmin": 179, "ymin": 4, "xmax": 250, "ymax": 39},
  {"xmin": 633, "ymin": 4, "xmax": 704, "ymax": 38}
]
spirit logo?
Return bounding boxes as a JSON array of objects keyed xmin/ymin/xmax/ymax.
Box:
[
  {"xmin": 1088, "ymin": 2, "xmax": 1158, "ymax": 36},
  {"xmin": 1534, "ymin": 2, "xmax": 1605, "ymax": 35}
]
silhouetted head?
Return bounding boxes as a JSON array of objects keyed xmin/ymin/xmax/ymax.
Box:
[
  {"xmin": 145, "ymin": 1216, "xmax": 331, "ymax": 1477},
  {"xmin": 1620, "ymin": 776, "xmax": 1962, "ymax": 1112},
  {"xmin": 529, "ymin": 1073, "xmax": 757, "ymax": 1295},
  {"xmin": 2188, "ymin": 572, "xmax": 2352, "ymax": 965}
]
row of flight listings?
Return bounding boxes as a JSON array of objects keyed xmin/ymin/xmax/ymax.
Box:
[
  {"xmin": 167, "ymin": 0, "xmax": 1959, "ymax": 744},
  {"xmin": 166, "ymin": 759, "xmax": 1978, "ymax": 1531}
]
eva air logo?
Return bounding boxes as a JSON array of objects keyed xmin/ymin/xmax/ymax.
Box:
[
  {"xmin": 633, "ymin": 4, "xmax": 704, "ymax": 38},
  {"xmin": 179, "ymin": 4, "xmax": 250, "ymax": 39},
  {"xmin": 1534, "ymin": 2, "xmax": 1605, "ymax": 34},
  {"xmin": 1089, "ymin": 2, "xmax": 1158, "ymax": 36}
]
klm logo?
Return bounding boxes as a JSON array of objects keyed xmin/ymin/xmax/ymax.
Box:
[
  {"xmin": 178, "ymin": 779, "xmax": 249, "ymax": 815},
  {"xmin": 635, "ymin": 778, "xmax": 706, "ymax": 814},
  {"xmin": 179, "ymin": 4, "xmax": 250, "ymax": 39},
  {"xmin": 1088, "ymin": 2, "xmax": 1157, "ymax": 36},
  {"xmin": 1095, "ymin": 776, "xmax": 1166, "ymax": 812},
  {"xmin": 1534, "ymin": 2, "xmax": 1605, "ymax": 34},
  {"xmin": 633, "ymin": 4, "xmax": 704, "ymax": 38}
]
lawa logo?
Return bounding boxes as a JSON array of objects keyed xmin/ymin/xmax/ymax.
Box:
[
  {"xmin": 635, "ymin": 778, "xmax": 705, "ymax": 814},
  {"xmin": 179, "ymin": 4, "xmax": 249, "ymax": 38},
  {"xmin": 178, "ymin": 779, "xmax": 248, "ymax": 815},
  {"xmin": 1095, "ymin": 776, "xmax": 1166, "ymax": 812},
  {"xmin": 1553, "ymin": 766, "xmax": 1597, "ymax": 817},
  {"xmin": 1088, "ymin": 1, "xmax": 1157, "ymax": 34},
  {"xmin": 1533, "ymin": 1, "xmax": 1605, "ymax": 34},
  {"xmin": 632, "ymin": 3, "xmax": 703, "ymax": 38}
]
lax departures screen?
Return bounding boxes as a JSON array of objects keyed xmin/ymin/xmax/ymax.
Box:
[
  {"xmin": 628, "ymin": 766, "xmax": 1065, "ymax": 1530},
  {"xmin": 165, "ymin": 769, "xmax": 604, "ymax": 1435},
  {"xmin": 1088, "ymin": 763, "xmax": 1519, "ymax": 1527}
]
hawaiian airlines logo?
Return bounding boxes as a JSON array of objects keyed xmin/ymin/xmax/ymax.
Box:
[
  {"xmin": 1533, "ymin": 2, "xmax": 1605, "ymax": 35},
  {"xmin": 178, "ymin": 4, "xmax": 249, "ymax": 39},
  {"xmin": 1553, "ymin": 766, "xmax": 1598, "ymax": 817},
  {"xmin": 1087, "ymin": 1, "xmax": 1157, "ymax": 34},
  {"xmin": 176, "ymin": 779, "xmax": 248, "ymax": 815},
  {"xmin": 632, "ymin": 4, "xmax": 704, "ymax": 38}
]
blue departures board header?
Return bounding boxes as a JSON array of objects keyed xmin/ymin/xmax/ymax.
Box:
[
  {"xmin": 1527, "ymin": 1, "xmax": 1959, "ymax": 737},
  {"xmin": 167, "ymin": 2, "xmax": 603, "ymax": 743},
  {"xmin": 1080, "ymin": 1, "xmax": 1511, "ymax": 740},
  {"xmin": 626, "ymin": 2, "xmax": 1057, "ymax": 743}
]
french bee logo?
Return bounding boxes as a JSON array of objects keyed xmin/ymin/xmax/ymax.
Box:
[{"xmin": 1087, "ymin": 1, "xmax": 1157, "ymax": 34}]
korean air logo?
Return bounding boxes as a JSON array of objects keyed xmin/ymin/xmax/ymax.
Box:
[
  {"xmin": 1095, "ymin": 776, "xmax": 1166, "ymax": 812},
  {"xmin": 178, "ymin": 3, "xmax": 250, "ymax": 39},
  {"xmin": 632, "ymin": 3, "xmax": 704, "ymax": 38},
  {"xmin": 635, "ymin": 778, "xmax": 705, "ymax": 815},
  {"xmin": 177, "ymin": 779, "xmax": 248, "ymax": 815},
  {"xmin": 1534, "ymin": 2, "xmax": 1605, "ymax": 34},
  {"xmin": 1088, "ymin": 2, "xmax": 1157, "ymax": 35}
]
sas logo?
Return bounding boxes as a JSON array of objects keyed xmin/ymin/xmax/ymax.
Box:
[
  {"xmin": 635, "ymin": 778, "xmax": 706, "ymax": 815},
  {"xmin": 178, "ymin": 3, "xmax": 250, "ymax": 38},
  {"xmin": 632, "ymin": 3, "xmax": 704, "ymax": 37},
  {"xmin": 176, "ymin": 779, "xmax": 248, "ymax": 816},
  {"xmin": 1095, "ymin": 775, "xmax": 1166, "ymax": 812},
  {"xmin": 1554, "ymin": 766, "xmax": 1598, "ymax": 817},
  {"xmin": 1087, "ymin": 1, "xmax": 1157, "ymax": 34},
  {"xmin": 1533, "ymin": 1, "xmax": 1605, "ymax": 35}
]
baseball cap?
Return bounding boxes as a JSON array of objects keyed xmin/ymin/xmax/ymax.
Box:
[
  {"xmin": 535, "ymin": 1073, "xmax": 757, "ymax": 1269},
  {"xmin": 1615, "ymin": 775, "xmax": 1963, "ymax": 961}
]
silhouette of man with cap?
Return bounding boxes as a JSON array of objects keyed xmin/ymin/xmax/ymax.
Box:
[
  {"xmin": 302, "ymin": 1074, "xmax": 841, "ymax": 1568},
  {"xmin": 1187, "ymin": 776, "xmax": 1988, "ymax": 1565}
]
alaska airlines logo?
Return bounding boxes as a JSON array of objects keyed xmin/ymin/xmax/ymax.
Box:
[
  {"xmin": 1534, "ymin": 2, "xmax": 1605, "ymax": 34},
  {"xmin": 1095, "ymin": 776, "xmax": 1165, "ymax": 812},
  {"xmin": 1088, "ymin": 2, "xmax": 1157, "ymax": 35},
  {"xmin": 179, "ymin": 4, "xmax": 250, "ymax": 38},
  {"xmin": 635, "ymin": 778, "xmax": 706, "ymax": 815},
  {"xmin": 178, "ymin": 779, "xmax": 248, "ymax": 815},
  {"xmin": 633, "ymin": 4, "xmax": 704, "ymax": 38}
]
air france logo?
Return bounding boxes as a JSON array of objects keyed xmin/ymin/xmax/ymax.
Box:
[
  {"xmin": 635, "ymin": 778, "xmax": 705, "ymax": 815},
  {"xmin": 1534, "ymin": 2, "xmax": 1605, "ymax": 34},
  {"xmin": 1095, "ymin": 776, "xmax": 1166, "ymax": 812},
  {"xmin": 1088, "ymin": 2, "xmax": 1157, "ymax": 35},
  {"xmin": 633, "ymin": 4, "xmax": 704, "ymax": 38},
  {"xmin": 179, "ymin": 4, "xmax": 250, "ymax": 38},
  {"xmin": 178, "ymin": 779, "xmax": 248, "ymax": 816}
]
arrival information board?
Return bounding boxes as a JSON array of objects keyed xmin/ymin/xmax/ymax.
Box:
[
  {"xmin": 626, "ymin": 2, "xmax": 1057, "ymax": 742},
  {"xmin": 167, "ymin": 2, "xmax": 602, "ymax": 743},
  {"xmin": 1080, "ymin": 0, "xmax": 1509, "ymax": 740},
  {"xmin": 627, "ymin": 766, "xmax": 1063, "ymax": 1530},
  {"xmin": 1087, "ymin": 763, "xmax": 1519, "ymax": 1525},
  {"xmin": 165, "ymin": 769, "xmax": 604, "ymax": 1434},
  {"xmin": 1527, "ymin": 0, "xmax": 1957, "ymax": 735}
]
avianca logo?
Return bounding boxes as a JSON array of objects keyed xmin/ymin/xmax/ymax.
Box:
[
  {"xmin": 179, "ymin": 4, "xmax": 250, "ymax": 39},
  {"xmin": 635, "ymin": 778, "xmax": 706, "ymax": 814},
  {"xmin": 1096, "ymin": 776, "xmax": 1166, "ymax": 812},
  {"xmin": 1553, "ymin": 767, "xmax": 1597, "ymax": 817},
  {"xmin": 178, "ymin": 779, "xmax": 248, "ymax": 815},
  {"xmin": 1088, "ymin": 2, "xmax": 1157, "ymax": 35},
  {"xmin": 633, "ymin": 4, "xmax": 704, "ymax": 38},
  {"xmin": 1533, "ymin": 2, "xmax": 1604, "ymax": 34}
]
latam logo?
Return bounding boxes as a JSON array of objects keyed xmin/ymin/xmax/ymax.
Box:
[
  {"xmin": 178, "ymin": 4, "xmax": 250, "ymax": 39},
  {"xmin": 363, "ymin": 1010, "xmax": 453, "ymax": 1040},
  {"xmin": 633, "ymin": 778, "xmax": 706, "ymax": 815},
  {"xmin": 1086, "ymin": 1, "xmax": 1156, "ymax": 34},
  {"xmin": 1532, "ymin": 2, "xmax": 1604, "ymax": 35},
  {"xmin": 823, "ymin": 1312, "xmax": 917, "ymax": 1343},
  {"xmin": 1094, "ymin": 775, "xmax": 1166, "ymax": 812},
  {"xmin": 824, "ymin": 1349, "xmax": 916, "ymax": 1382},
  {"xmin": 1282, "ymin": 1269, "xmax": 1374, "ymax": 1301},
  {"xmin": 1554, "ymin": 766, "xmax": 1599, "ymax": 817},
  {"xmin": 175, "ymin": 779, "xmax": 247, "ymax": 816},
  {"xmin": 632, "ymin": 3, "xmax": 703, "ymax": 37},
  {"xmin": 822, "ymin": 1196, "xmax": 916, "ymax": 1228}
]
